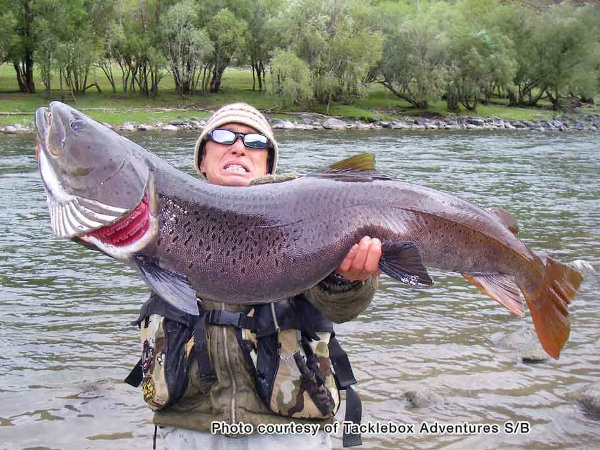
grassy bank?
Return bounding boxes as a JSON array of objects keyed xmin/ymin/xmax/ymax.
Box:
[{"xmin": 0, "ymin": 64, "xmax": 596, "ymax": 127}]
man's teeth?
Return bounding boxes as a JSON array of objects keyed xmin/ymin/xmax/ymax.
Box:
[{"xmin": 225, "ymin": 164, "xmax": 247, "ymax": 173}]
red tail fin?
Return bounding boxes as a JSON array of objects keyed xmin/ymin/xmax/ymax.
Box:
[{"xmin": 521, "ymin": 257, "xmax": 583, "ymax": 359}]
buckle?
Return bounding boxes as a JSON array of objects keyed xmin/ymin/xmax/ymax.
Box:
[{"xmin": 207, "ymin": 309, "xmax": 242, "ymax": 327}]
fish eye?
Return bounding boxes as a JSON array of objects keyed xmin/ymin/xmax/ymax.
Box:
[{"xmin": 70, "ymin": 119, "xmax": 86, "ymax": 132}]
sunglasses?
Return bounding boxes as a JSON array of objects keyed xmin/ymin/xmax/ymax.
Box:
[{"xmin": 207, "ymin": 128, "xmax": 270, "ymax": 149}]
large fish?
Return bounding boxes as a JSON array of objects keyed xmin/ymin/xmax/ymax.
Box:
[{"xmin": 35, "ymin": 101, "xmax": 582, "ymax": 359}]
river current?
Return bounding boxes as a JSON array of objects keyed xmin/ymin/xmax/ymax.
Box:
[{"xmin": 0, "ymin": 129, "xmax": 599, "ymax": 449}]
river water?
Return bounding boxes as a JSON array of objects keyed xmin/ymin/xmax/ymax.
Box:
[{"xmin": 0, "ymin": 129, "xmax": 599, "ymax": 449}]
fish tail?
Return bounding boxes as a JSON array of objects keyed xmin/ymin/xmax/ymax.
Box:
[{"xmin": 520, "ymin": 256, "xmax": 583, "ymax": 359}]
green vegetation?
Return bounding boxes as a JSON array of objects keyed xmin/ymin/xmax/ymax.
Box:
[
  {"xmin": 0, "ymin": 64, "xmax": 580, "ymax": 127},
  {"xmin": 1, "ymin": 1, "xmax": 599, "ymax": 127}
]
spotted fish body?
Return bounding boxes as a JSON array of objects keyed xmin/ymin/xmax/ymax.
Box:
[
  {"xmin": 35, "ymin": 102, "xmax": 582, "ymax": 359},
  {"xmin": 151, "ymin": 172, "xmax": 525, "ymax": 303}
]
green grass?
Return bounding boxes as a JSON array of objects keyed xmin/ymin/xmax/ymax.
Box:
[{"xmin": 0, "ymin": 63, "xmax": 597, "ymax": 127}]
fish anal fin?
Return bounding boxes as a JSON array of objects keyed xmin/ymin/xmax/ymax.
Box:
[
  {"xmin": 379, "ymin": 241, "xmax": 433, "ymax": 286},
  {"xmin": 487, "ymin": 207, "xmax": 519, "ymax": 235},
  {"xmin": 308, "ymin": 153, "xmax": 391, "ymax": 182},
  {"xmin": 133, "ymin": 255, "xmax": 199, "ymax": 316},
  {"xmin": 462, "ymin": 272, "xmax": 524, "ymax": 316},
  {"xmin": 520, "ymin": 256, "xmax": 583, "ymax": 359}
]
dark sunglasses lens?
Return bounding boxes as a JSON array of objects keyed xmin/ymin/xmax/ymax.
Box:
[
  {"xmin": 210, "ymin": 129, "xmax": 236, "ymax": 144},
  {"xmin": 243, "ymin": 133, "xmax": 268, "ymax": 148}
]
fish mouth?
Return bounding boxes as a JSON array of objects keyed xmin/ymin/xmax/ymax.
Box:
[
  {"xmin": 36, "ymin": 106, "xmax": 64, "ymax": 157},
  {"xmin": 35, "ymin": 107, "xmax": 50, "ymax": 143},
  {"xmin": 35, "ymin": 107, "xmax": 50, "ymax": 162}
]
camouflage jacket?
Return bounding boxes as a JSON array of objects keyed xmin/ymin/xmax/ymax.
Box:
[{"xmin": 151, "ymin": 279, "xmax": 375, "ymax": 433}]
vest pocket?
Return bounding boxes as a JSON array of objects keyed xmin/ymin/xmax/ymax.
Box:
[
  {"xmin": 264, "ymin": 330, "xmax": 340, "ymax": 419},
  {"xmin": 139, "ymin": 314, "xmax": 194, "ymax": 410},
  {"xmin": 136, "ymin": 294, "xmax": 212, "ymax": 411},
  {"xmin": 242, "ymin": 301, "xmax": 341, "ymax": 421}
]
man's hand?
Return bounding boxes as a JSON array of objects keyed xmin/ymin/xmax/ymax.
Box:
[{"xmin": 336, "ymin": 236, "xmax": 382, "ymax": 282}]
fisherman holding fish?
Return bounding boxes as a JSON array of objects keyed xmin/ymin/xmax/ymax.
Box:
[
  {"xmin": 35, "ymin": 100, "xmax": 583, "ymax": 449},
  {"xmin": 141, "ymin": 103, "xmax": 382, "ymax": 449}
]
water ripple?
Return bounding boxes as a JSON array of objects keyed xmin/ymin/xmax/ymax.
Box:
[{"xmin": 1, "ymin": 130, "xmax": 599, "ymax": 449}]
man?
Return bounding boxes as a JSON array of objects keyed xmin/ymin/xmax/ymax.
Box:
[{"xmin": 144, "ymin": 103, "xmax": 381, "ymax": 449}]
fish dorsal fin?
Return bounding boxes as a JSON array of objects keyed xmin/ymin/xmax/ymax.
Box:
[
  {"xmin": 308, "ymin": 153, "xmax": 390, "ymax": 182},
  {"xmin": 462, "ymin": 272, "xmax": 524, "ymax": 316},
  {"xmin": 328, "ymin": 153, "xmax": 376, "ymax": 172},
  {"xmin": 487, "ymin": 207, "xmax": 519, "ymax": 236}
]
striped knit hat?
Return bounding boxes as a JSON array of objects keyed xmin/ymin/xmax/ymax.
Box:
[{"xmin": 194, "ymin": 103, "xmax": 279, "ymax": 176}]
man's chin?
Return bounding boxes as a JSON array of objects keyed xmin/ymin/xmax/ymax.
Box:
[{"xmin": 218, "ymin": 172, "xmax": 252, "ymax": 186}]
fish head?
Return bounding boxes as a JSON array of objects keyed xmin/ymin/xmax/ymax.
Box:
[{"xmin": 35, "ymin": 101, "xmax": 156, "ymax": 258}]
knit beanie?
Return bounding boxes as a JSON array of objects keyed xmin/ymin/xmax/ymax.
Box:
[{"xmin": 194, "ymin": 103, "xmax": 279, "ymax": 176}]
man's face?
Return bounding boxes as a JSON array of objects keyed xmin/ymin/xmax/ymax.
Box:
[{"xmin": 199, "ymin": 123, "xmax": 270, "ymax": 186}]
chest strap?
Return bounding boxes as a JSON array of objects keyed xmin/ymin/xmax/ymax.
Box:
[
  {"xmin": 192, "ymin": 311, "xmax": 216, "ymax": 383},
  {"xmin": 329, "ymin": 334, "xmax": 362, "ymax": 447},
  {"xmin": 125, "ymin": 308, "xmax": 251, "ymax": 387},
  {"xmin": 193, "ymin": 309, "xmax": 258, "ymax": 383},
  {"xmin": 207, "ymin": 309, "xmax": 256, "ymax": 329}
]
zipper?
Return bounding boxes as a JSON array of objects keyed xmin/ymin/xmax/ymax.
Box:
[{"xmin": 221, "ymin": 303, "xmax": 237, "ymax": 424}]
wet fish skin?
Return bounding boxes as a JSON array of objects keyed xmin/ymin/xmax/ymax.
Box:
[{"xmin": 34, "ymin": 102, "xmax": 583, "ymax": 359}]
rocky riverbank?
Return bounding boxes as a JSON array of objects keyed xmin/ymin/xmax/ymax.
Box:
[{"xmin": 3, "ymin": 112, "xmax": 600, "ymax": 135}]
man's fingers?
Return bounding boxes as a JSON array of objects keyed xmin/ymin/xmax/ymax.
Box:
[
  {"xmin": 364, "ymin": 238, "xmax": 382, "ymax": 273},
  {"xmin": 336, "ymin": 237, "xmax": 384, "ymax": 281},
  {"xmin": 349, "ymin": 236, "xmax": 370, "ymax": 273},
  {"xmin": 338, "ymin": 243, "xmax": 358, "ymax": 272}
]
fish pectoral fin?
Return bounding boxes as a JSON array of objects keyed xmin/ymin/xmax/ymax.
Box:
[
  {"xmin": 133, "ymin": 255, "xmax": 199, "ymax": 316},
  {"xmin": 378, "ymin": 241, "xmax": 433, "ymax": 286},
  {"xmin": 307, "ymin": 153, "xmax": 391, "ymax": 182},
  {"xmin": 462, "ymin": 272, "xmax": 524, "ymax": 316}
]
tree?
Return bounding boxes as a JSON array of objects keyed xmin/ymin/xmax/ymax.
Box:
[
  {"xmin": 535, "ymin": 2, "xmax": 600, "ymax": 109},
  {"xmin": 33, "ymin": 12, "xmax": 59, "ymax": 94},
  {"xmin": 160, "ymin": 0, "xmax": 213, "ymax": 95},
  {"xmin": 281, "ymin": 0, "xmax": 383, "ymax": 109},
  {"xmin": 244, "ymin": 0, "xmax": 283, "ymax": 91},
  {"xmin": 267, "ymin": 49, "xmax": 313, "ymax": 107},
  {"xmin": 367, "ymin": 1, "xmax": 448, "ymax": 109},
  {"xmin": 444, "ymin": 27, "xmax": 516, "ymax": 111},
  {"xmin": 48, "ymin": 0, "xmax": 106, "ymax": 95},
  {"xmin": 482, "ymin": 2, "xmax": 538, "ymax": 106},
  {"xmin": 56, "ymin": 37, "xmax": 102, "ymax": 94},
  {"xmin": 498, "ymin": 1, "xmax": 600, "ymax": 108},
  {"xmin": 203, "ymin": 8, "xmax": 247, "ymax": 93},
  {"xmin": 113, "ymin": 0, "xmax": 167, "ymax": 96},
  {"xmin": 1, "ymin": 0, "xmax": 36, "ymax": 93},
  {"xmin": 87, "ymin": 0, "xmax": 119, "ymax": 93},
  {"xmin": 0, "ymin": 11, "xmax": 17, "ymax": 89}
]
